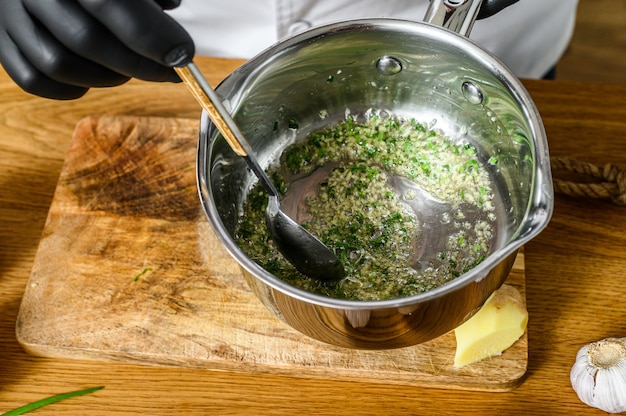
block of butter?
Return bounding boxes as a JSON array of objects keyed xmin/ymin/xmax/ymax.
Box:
[{"xmin": 453, "ymin": 284, "xmax": 528, "ymax": 367}]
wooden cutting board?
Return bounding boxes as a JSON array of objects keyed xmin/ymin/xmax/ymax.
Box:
[{"xmin": 16, "ymin": 115, "xmax": 527, "ymax": 391}]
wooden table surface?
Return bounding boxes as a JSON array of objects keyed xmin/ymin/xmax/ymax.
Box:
[{"xmin": 2, "ymin": 57, "xmax": 626, "ymax": 415}]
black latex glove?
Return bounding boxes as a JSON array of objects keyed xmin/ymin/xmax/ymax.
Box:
[
  {"xmin": 0, "ymin": 0, "xmax": 194, "ymax": 99},
  {"xmin": 477, "ymin": 0, "xmax": 519, "ymax": 19}
]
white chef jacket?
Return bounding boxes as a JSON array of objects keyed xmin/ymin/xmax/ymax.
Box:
[{"xmin": 167, "ymin": 0, "xmax": 578, "ymax": 79}]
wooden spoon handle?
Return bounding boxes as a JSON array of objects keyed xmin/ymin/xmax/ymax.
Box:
[
  {"xmin": 175, "ymin": 63, "xmax": 280, "ymax": 197},
  {"xmin": 174, "ymin": 63, "xmax": 248, "ymax": 157}
]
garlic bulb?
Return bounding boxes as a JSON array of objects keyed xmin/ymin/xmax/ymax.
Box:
[{"xmin": 570, "ymin": 337, "xmax": 626, "ymax": 413}]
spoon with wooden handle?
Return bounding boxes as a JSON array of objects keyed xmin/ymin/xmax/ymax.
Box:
[{"xmin": 174, "ymin": 63, "xmax": 345, "ymax": 282}]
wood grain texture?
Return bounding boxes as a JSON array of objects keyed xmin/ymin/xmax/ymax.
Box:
[
  {"xmin": 3, "ymin": 55, "xmax": 626, "ymax": 415},
  {"xmin": 16, "ymin": 115, "xmax": 527, "ymax": 392}
]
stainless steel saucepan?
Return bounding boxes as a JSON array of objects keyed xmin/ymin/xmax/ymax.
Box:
[{"xmin": 196, "ymin": 0, "xmax": 553, "ymax": 349}]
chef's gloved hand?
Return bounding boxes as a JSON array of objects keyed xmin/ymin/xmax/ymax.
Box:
[
  {"xmin": 0, "ymin": 0, "xmax": 194, "ymax": 100},
  {"xmin": 477, "ymin": 0, "xmax": 519, "ymax": 19}
]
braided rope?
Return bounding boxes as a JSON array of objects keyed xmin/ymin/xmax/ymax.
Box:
[{"xmin": 550, "ymin": 156, "xmax": 626, "ymax": 206}]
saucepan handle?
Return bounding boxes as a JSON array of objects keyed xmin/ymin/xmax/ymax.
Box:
[{"xmin": 424, "ymin": 0, "xmax": 519, "ymax": 37}]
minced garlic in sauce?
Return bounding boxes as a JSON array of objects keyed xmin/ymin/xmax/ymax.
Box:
[{"xmin": 235, "ymin": 115, "xmax": 496, "ymax": 301}]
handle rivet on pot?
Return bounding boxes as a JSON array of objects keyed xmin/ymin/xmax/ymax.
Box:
[
  {"xmin": 376, "ymin": 56, "xmax": 403, "ymax": 75},
  {"xmin": 461, "ymin": 81, "xmax": 484, "ymax": 105}
]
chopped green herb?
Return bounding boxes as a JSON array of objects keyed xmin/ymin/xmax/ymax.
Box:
[
  {"xmin": 133, "ymin": 267, "xmax": 153, "ymax": 282},
  {"xmin": 463, "ymin": 159, "xmax": 480, "ymax": 173}
]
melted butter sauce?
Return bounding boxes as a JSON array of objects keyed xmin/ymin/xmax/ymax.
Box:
[{"xmin": 235, "ymin": 115, "xmax": 496, "ymax": 301}]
